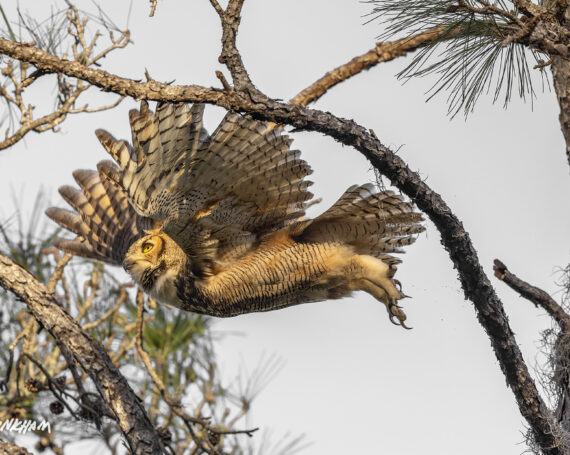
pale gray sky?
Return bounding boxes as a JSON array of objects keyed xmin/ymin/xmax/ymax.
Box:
[{"xmin": 1, "ymin": 1, "xmax": 569, "ymax": 454}]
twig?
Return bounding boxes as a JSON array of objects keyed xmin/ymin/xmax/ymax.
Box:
[
  {"xmin": 46, "ymin": 252, "xmax": 72, "ymax": 294},
  {"xmin": 149, "ymin": 0, "xmax": 158, "ymax": 17},
  {"xmin": 21, "ymin": 353, "xmax": 82, "ymax": 419},
  {"xmin": 215, "ymin": 70, "xmax": 232, "ymax": 92},
  {"xmin": 0, "ymin": 5, "xmax": 131, "ymax": 150},
  {"xmin": 82, "ymin": 283, "xmax": 132, "ymax": 330}
]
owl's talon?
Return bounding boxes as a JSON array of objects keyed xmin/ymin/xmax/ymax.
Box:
[
  {"xmin": 387, "ymin": 298, "xmax": 408, "ymax": 328},
  {"xmin": 394, "ymin": 279, "xmax": 402, "ymax": 292},
  {"xmin": 400, "ymin": 320, "xmax": 412, "ymax": 330},
  {"xmin": 388, "ymin": 312, "xmax": 400, "ymax": 326}
]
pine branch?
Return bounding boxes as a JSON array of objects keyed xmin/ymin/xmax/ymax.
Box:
[
  {"xmin": 363, "ymin": 0, "xmax": 567, "ymax": 115},
  {"xmin": 290, "ymin": 26, "xmax": 455, "ymax": 107}
]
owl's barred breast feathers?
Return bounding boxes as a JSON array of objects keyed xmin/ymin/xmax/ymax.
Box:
[{"xmin": 47, "ymin": 102, "xmax": 424, "ymax": 327}]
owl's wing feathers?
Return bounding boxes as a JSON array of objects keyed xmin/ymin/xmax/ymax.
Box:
[
  {"xmin": 46, "ymin": 166, "xmax": 147, "ymax": 266},
  {"xmin": 98, "ymin": 101, "xmax": 314, "ymax": 276},
  {"xmin": 294, "ymin": 184, "xmax": 425, "ymax": 265}
]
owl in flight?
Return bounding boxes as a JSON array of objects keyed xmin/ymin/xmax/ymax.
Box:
[{"xmin": 47, "ymin": 102, "xmax": 424, "ymax": 327}]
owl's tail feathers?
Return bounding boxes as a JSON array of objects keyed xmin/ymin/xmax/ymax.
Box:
[
  {"xmin": 46, "ymin": 165, "xmax": 144, "ymax": 266},
  {"xmin": 294, "ymin": 184, "xmax": 425, "ymax": 261}
]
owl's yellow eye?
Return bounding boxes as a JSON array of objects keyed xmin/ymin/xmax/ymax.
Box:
[{"xmin": 142, "ymin": 242, "xmax": 154, "ymax": 253}]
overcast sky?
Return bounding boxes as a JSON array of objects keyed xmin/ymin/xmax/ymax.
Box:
[{"xmin": 2, "ymin": 1, "xmax": 570, "ymax": 454}]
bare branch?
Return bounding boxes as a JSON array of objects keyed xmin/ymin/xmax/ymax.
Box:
[
  {"xmin": 0, "ymin": 37, "xmax": 226, "ymax": 105},
  {"xmin": 494, "ymin": 259, "xmax": 570, "ymax": 330},
  {"xmin": 211, "ymin": 0, "xmax": 253, "ymax": 90},
  {"xmin": 46, "ymin": 252, "xmax": 72, "ymax": 294},
  {"xmin": 0, "ymin": 6, "xmax": 131, "ymax": 149},
  {"xmin": 290, "ymin": 26, "xmax": 455, "ymax": 107}
]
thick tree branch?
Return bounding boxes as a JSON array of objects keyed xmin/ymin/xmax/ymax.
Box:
[
  {"xmin": 0, "ymin": 253, "xmax": 164, "ymax": 455},
  {"xmin": 493, "ymin": 259, "xmax": 570, "ymax": 331}
]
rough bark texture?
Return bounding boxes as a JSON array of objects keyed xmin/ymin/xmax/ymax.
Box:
[
  {"xmin": 551, "ymin": 5, "xmax": 570, "ymax": 168},
  {"xmin": 552, "ymin": 55, "xmax": 570, "ymax": 167},
  {"xmin": 0, "ymin": 440, "xmax": 34, "ymax": 455},
  {"xmin": 553, "ymin": 329, "xmax": 570, "ymax": 441},
  {"xmin": 493, "ymin": 259, "xmax": 570, "ymax": 330},
  {"xmin": 0, "ymin": 254, "xmax": 163, "ymax": 455}
]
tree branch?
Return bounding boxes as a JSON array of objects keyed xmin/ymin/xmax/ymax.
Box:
[
  {"xmin": 0, "ymin": 440, "xmax": 33, "ymax": 455},
  {"xmin": 211, "ymin": 0, "xmax": 252, "ymax": 90},
  {"xmin": 290, "ymin": 27, "xmax": 453, "ymax": 107},
  {"xmin": 493, "ymin": 259, "xmax": 570, "ymax": 330},
  {"xmin": 0, "ymin": 38, "xmax": 228, "ymax": 109},
  {"xmin": 0, "ymin": 253, "xmax": 164, "ymax": 455}
]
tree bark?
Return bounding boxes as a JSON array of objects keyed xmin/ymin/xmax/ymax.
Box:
[
  {"xmin": 0, "ymin": 440, "xmax": 33, "ymax": 455},
  {"xmin": 551, "ymin": 6, "xmax": 570, "ymax": 168}
]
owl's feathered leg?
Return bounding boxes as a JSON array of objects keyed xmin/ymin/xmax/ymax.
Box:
[{"xmin": 349, "ymin": 255, "xmax": 410, "ymax": 328}]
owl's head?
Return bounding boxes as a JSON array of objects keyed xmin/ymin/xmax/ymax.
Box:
[{"xmin": 123, "ymin": 233, "xmax": 185, "ymax": 307}]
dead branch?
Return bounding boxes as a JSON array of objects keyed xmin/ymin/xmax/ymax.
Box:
[
  {"xmin": 494, "ymin": 259, "xmax": 570, "ymax": 330},
  {"xmin": 0, "ymin": 5, "xmax": 129, "ymax": 150}
]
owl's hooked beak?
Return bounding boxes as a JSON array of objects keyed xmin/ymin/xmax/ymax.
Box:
[{"xmin": 123, "ymin": 257, "xmax": 135, "ymax": 273}]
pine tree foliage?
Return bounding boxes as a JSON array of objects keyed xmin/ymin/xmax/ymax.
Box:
[{"xmin": 365, "ymin": 0, "xmax": 545, "ymax": 115}]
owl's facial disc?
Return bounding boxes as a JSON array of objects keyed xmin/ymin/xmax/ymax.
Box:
[
  {"xmin": 123, "ymin": 234, "xmax": 166, "ymax": 290},
  {"xmin": 123, "ymin": 233, "xmax": 184, "ymax": 307}
]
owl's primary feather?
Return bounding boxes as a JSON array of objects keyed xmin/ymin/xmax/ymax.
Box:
[{"xmin": 47, "ymin": 102, "xmax": 424, "ymax": 327}]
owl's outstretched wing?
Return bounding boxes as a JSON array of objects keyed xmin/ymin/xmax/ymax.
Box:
[
  {"xmin": 293, "ymin": 184, "xmax": 424, "ymax": 266},
  {"xmin": 45, "ymin": 166, "xmax": 152, "ymax": 266},
  {"xmin": 97, "ymin": 102, "xmax": 314, "ymax": 276}
]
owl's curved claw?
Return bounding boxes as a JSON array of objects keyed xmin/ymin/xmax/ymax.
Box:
[
  {"xmin": 387, "ymin": 298, "xmax": 409, "ymax": 329},
  {"xmin": 400, "ymin": 320, "xmax": 412, "ymax": 330},
  {"xmin": 388, "ymin": 311, "xmax": 400, "ymax": 326},
  {"xmin": 394, "ymin": 279, "xmax": 402, "ymax": 292}
]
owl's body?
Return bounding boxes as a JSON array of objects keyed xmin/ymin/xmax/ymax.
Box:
[{"xmin": 47, "ymin": 102, "xmax": 424, "ymax": 326}]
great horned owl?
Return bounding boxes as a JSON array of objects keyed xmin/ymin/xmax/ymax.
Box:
[{"xmin": 47, "ymin": 102, "xmax": 424, "ymax": 327}]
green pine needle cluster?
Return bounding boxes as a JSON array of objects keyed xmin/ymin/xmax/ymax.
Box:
[{"xmin": 365, "ymin": 0, "xmax": 544, "ymax": 116}]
